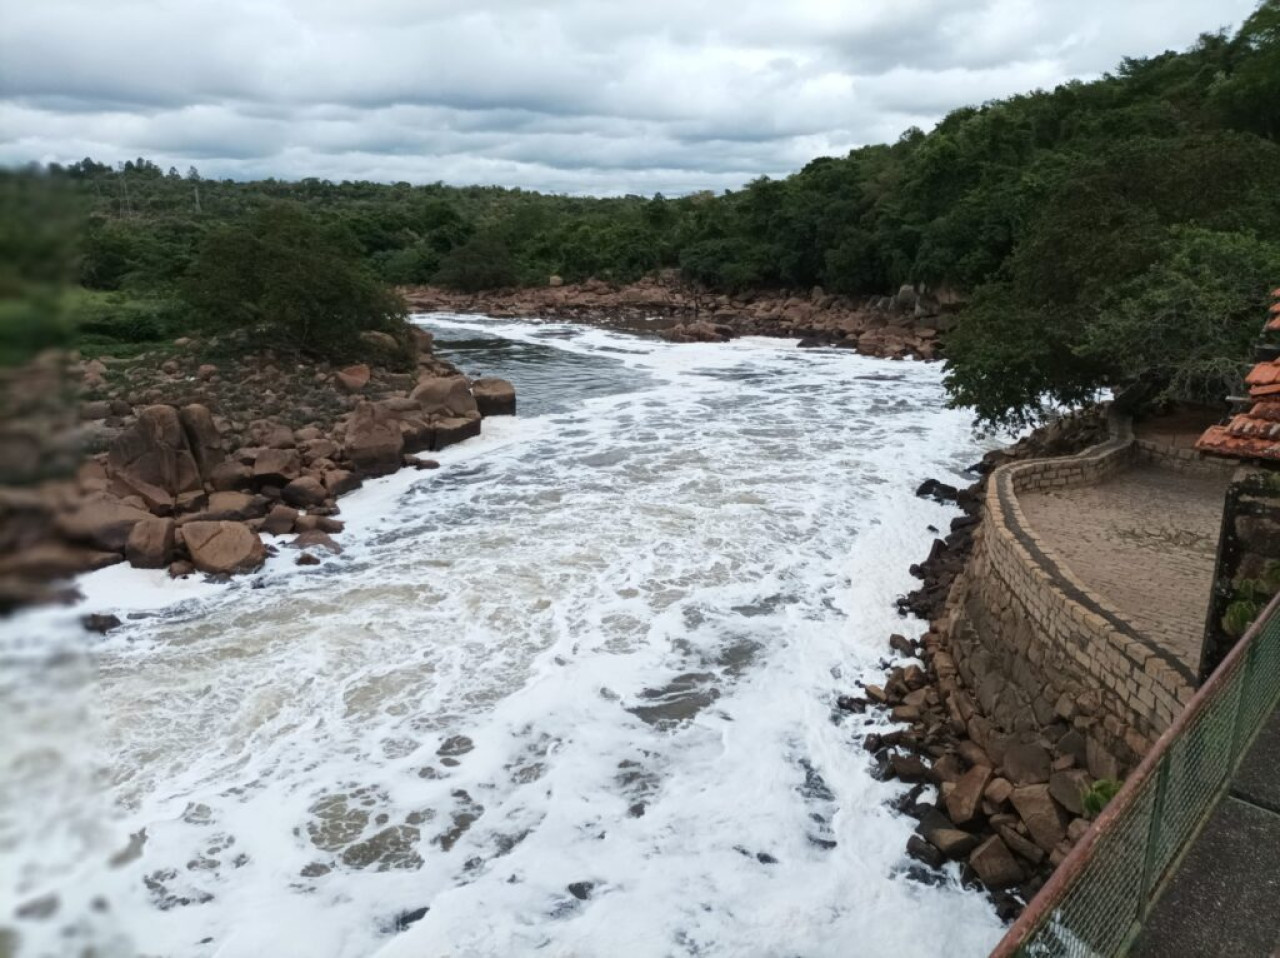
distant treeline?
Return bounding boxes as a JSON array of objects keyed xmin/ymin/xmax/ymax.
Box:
[{"xmin": 3, "ymin": 1, "xmax": 1278, "ymax": 424}]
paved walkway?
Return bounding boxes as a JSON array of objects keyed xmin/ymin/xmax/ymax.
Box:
[
  {"xmin": 1018, "ymin": 464, "xmax": 1229, "ymax": 675},
  {"xmin": 1131, "ymin": 704, "xmax": 1280, "ymax": 957}
]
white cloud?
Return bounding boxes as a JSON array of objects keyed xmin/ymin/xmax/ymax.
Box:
[{"xmin": 0, "ymin": 0, "xmax": 1260, "ymax": 194}]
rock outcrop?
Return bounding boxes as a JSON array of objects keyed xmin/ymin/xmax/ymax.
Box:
[{"xmin": 0, "ymin": 317, "xmax": 514, "ymax": 611}]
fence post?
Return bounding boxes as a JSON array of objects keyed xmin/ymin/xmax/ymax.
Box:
[
  {"xmin": 1229, "ymin": 641, "xmax": 1257, "ymax": 763},
  {"xmin": 1136, "ymin": 758, "xmax": 1170, "ymax": 922}
]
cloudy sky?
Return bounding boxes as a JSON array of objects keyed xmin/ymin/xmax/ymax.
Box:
[{"xmin": 0, "ymin": 0, "xmax": 1258, "ymax": 195}]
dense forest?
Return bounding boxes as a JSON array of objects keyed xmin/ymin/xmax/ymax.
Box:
[{"xmin": 2, "ymin": 0, "xmax": 1278, "ymax": 425}]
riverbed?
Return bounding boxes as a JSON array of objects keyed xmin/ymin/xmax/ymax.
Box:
[{"xmin": 1, "ymin": 316, "xmax": 1006, "ymax": 957}]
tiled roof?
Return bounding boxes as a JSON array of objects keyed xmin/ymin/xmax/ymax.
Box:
[{"xmin": 1195, "ymin": 287, "xmax": 1280, "ymax": 461}]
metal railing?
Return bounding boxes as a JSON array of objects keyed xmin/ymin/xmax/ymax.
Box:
[{"xmin": 990, "ymin": 591, "xmax": 1280, "ymax": 958}]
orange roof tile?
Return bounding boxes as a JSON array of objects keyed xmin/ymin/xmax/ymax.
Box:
[
  {"xmin": 1268, "ymin": 316, "xmax": 1280, "ymax": 331},
  {"xmin": 1245, "ymin": 360, "xmax": 1280, "ymax": 386},
  {"xmin": 1196, "ymin": 424, "xmax": 1280, "ymax": 462},
  {"xmin": 1249, "ymin": 402, "xmax": 1280, "ymax": 422},
  {"xmin": 1270, "ymin": 302, "xmax": 1280, "ymax": 314},
  {"xmin": 1251, "ymin": 383, "xmax": 1280, "ymax": 398}
]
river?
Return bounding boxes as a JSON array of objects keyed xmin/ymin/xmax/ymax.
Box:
[{"xmin": 1, "ymin": 315, "xmax": 1006, "ymax": 957}]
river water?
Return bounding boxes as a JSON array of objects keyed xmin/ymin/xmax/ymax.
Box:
[{"xmin": 1, "ymin": 315, "xmax": 1006, "ymax": 958}]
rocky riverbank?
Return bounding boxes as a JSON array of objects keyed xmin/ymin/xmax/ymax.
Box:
[
  {"xmin": 402, "ymin": 273, "xmax": 958, "ymax": 360},
  {"xmin": 0, "ymin": 324, "xmax": 516, "ymax": 616},
  {"xmin": 840, "ymin": 410, "xmax": 1112, "ymax": 919}
]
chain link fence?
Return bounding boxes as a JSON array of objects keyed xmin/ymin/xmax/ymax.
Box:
[{"xmin": 991, "ymin": 596, "xmax": 1280, "ymax": 958}]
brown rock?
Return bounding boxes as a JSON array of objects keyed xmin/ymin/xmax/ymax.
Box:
[
  {"xmin": 969, "ymin": 836, "xmax": 1024, "ymax": 889},
  {"xmin": 296, "ymin": 552, "xmax": 321, "ymax": 566},
  {"xmin": 410, "ymin": 377, "xmax": 478, "ymax": 418},
  {"xmin": 343, "ymin": 401, "xmax": 404, "ymax": 475},
  {"xmin": 336, "ymin": 363, "xmax": 372, "ymax": 393},
  {"xmin": 178, "ymin": 404, "xmax": 225, "ymax": 481},
  {"xmin": 281, "ymin": 476, "xmax": 328, "ymax": 509},
  {"xmin": 1004, "ymin": 743, "xmax": 1052, "ymax": 786},
  {"xmin": 169, "ymin": 559, "xmax": 196, "ymax": 578},
  {"xmin": 107, "ymin": 405, "xmax": 203, "ymax": 511},
  {"xmin": 1048, "ymin": 769, "xmax": 1093, "ymax": 817},
  {"xmin": 471, "ymin": 378, "xmax": 516, "ymax": 416},
  {"xmin": 946, "ymin": 764, "xmax": 993, "ymax": 825},
  {"xmin": 262, "ymin": 504, "xmax": 299, "ymax": 536},
  {"xmin": 1010, "ymin": 784, "xmax": 1068, "ymax": 853},
  {"xmin": 323, "ymin": 469, "xmax": 362, "ymax": 497},
  {"xmin": 431, "ymin": 413, "xmax": 482, "ymax": 451},
  {"xmin": 984, "ymin": 777, "xmax": 1014, "ymax": 806},
  {"xmin": 996, "ymin": 824, "xmax": 1046, "ymax": 865},
  {"xmin": 209, "ymin": 460, "xmax": 251, "ymax": 492},
  {"xmin": 287, "ymin": 530, "xmax": 342, "ymax": 554},
  {"xmin": 1086, "ymin": 736, "xmax": 1122, "ymax": 781},
  {"xmin": 930, "ymin": 753, "xmax": 965, "ymax": 784},
  {"xmin": 57, "ymin": 495, "xmax": 153, "ymax": 552},
  {"xmin": 889, "ymin": 752, "xmax": 929, "ymax": 782},
  {"xmin": 182, "ymin": 521, "xmax": 267, "ymax": 575},
  {"xmin": 125, "ymin": 517, "xmax": 176, "ymax": 568},
  {"xmin": 197, "ymin": 491, "xmax": 268, "ymax": 521},
  {"xmin": 958, "ymin": 741, "xmax": 994, "ymax": 768},
  {"xmin": 929, "ymin": 828, "xmax": 980, "ymax": 859},
  {"xmin": 301, "ymin": 438, "xmax": 339, "ymax": 463},
  {"xmin": 0, "ymin": 542, "xmax": 122, "ymax": 579},
  {"xmin": 252, "ymin": 448, "xmax": 302, "ymax": 486}
]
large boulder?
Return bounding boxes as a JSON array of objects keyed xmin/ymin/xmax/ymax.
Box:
[
  {"xmin": 107, "ymin": 405, "xmax": 203, "ymax": 512},
  {"xmin": 969, "ymin": 836, "xmax": 1023, "ymax": 889},
  {"xmin": 125, "ymin": 517, "xmax": 176, "ymax": 569},
  {"xmin": 432, "ymin": 413, "xmax": 482, "ymax": 451},
  {"xmin": 195, "ymin": 491, "xmax": 268, "ymax": 522},
  {"xmin": 178, "ymin": 404, "xmax": 225, "ymax": 481},
  {"xmin": 0, "ymin": 542, "xmax": 123, "ymax": 579},
  {"xmin": 252, "ymin": 448, "xmax": 302, "ymax": 487},
  {"xmin": 410, "ymin": 377, "xmax": 478, "ymax": 418},
  {"xmin": 343, "ymin": 401, "xmax": 404, "ymax": 476},
  {"xmin": 470, "ymin": 378, "xmax": 516, "ymax": 417},
  {"xmin": 281, "ymin": 476, "xmax": 328, "ymax": 509},
  {"xmin": 1010, "ymin": 785, "xmax": 1068, "ymax": 853},
  {"xmin": 181, "ymin": 521, "xmax": 267, "ymax": 575},
  {"xmin": 57, "ymin": 494, "xmax": 153, "ymax": 552}
]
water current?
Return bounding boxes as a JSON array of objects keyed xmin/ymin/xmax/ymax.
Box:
[{"xmin": 1, "ymin": 315, "xmax": 1007, "ymax": 957}]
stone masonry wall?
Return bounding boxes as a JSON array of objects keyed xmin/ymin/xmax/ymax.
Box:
[
  {"xmin": 1134, "ymin": 438, "xmax": 1237, "ymax": 478},
  {"xmin": 941, "ymin": 413, "xmax": 1197, "ymax": 777}
]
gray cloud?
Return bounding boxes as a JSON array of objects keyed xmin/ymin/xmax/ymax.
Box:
[{"xmin": 0, "ymin": 0, "xmax": 1259, "ymax": 195}]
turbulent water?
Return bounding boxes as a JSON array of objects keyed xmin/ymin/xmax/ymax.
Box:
[{"xmin": 1, "ymin": 316, "xmax": 1007, "ymax": 958}]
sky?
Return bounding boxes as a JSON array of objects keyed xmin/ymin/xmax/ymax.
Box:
[{"xmin": 0, "ymin": 0, "xmax": 1260, "ymax": 195}]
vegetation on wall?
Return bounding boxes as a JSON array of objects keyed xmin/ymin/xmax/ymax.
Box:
[{"xmin": 1, "ymin": 1, "xmax": 1277, "ymax": 423}]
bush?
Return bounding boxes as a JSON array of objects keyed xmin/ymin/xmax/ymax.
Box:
[
  {"xmin": 183, "ymin": 203, "xmax": 406, "ymax": 357},
  {"xmin": 433, "ymin": 231, "xmax": 518, "ymax": 291}
]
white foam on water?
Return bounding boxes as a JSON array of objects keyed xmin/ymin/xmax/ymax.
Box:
[{"xmin": 1, "ymin": 317, "xmax": 1007, "ymax": 958}]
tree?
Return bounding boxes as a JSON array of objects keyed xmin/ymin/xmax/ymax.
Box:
[
  {"xmin": 182, "ymin": 202, "xmax": 406, "ymax": 356},
  {"xmin": 433, "ymin": 230, "xmax": 518, "ymax": 291}
]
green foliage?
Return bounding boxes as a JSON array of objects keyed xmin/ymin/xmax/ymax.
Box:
[
  {"xmin": 434, "ymin": 230, "xmax": 519, "ymax": 292},
  {"xmin": 3, "ymin": 1, "xmax": 1277, "ymax": 418},
  {"xmin": 182, "ymin": 203, "xmax": 406, "ymax": 357},
  {"xmin": 1223, "ymin": 561, "xmax": 1280, "ymax": 637},
  {"xmin": 1082, "ymin": 778, "xmax": 1124, "ymax": 818}
]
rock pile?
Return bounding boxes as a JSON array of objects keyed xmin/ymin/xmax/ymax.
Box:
[
  {"xmin": 840, "ymin": 409, "xmax": 1113, "ymax": 916},
  {"xmin": 401, "ymin": 275, "xmax": 958, "ymax": 361},
  {"xmin": 0, "ymin": 328, "xmax": 516, "ymax": 613}
]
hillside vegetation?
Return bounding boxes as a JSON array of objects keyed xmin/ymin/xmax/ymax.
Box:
[{"xmin": 2, "ymin": 1, "xmax": 1278, "ymax": 425}]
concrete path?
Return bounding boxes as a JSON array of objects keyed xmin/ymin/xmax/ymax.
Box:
[
  {"xmin": 1131, "ymin": 705, "xmax": 1280, "ymax": 957},
  {"xmin": 1018, "ymin": 464, "xmax": 1229, "ymax": 675}
]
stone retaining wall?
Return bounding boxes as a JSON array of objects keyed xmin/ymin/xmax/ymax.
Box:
[
  {"xmin": 1135, "ymin": 438, "xmax": 1236, "ymax": 477},
  {"xmin": 942, "ymin": 412, "xmax": 1197, "ymax": 776}
]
